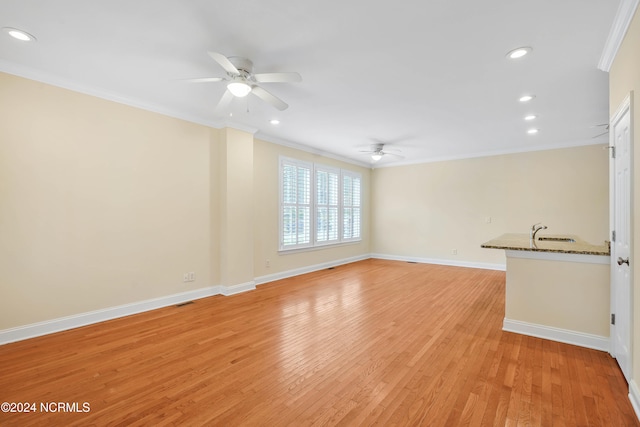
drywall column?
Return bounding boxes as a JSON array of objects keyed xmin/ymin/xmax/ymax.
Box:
[
  {"xmin": 209, "ymin": 128, "xmax": 222, "ymax": 288},
  {"xmin": 218, "ymin": 127, "xmax": 256, "ymax": 293}
]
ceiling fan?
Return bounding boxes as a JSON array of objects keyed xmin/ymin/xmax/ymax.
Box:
[
  {"xmin": 591, "ymin": 123, "xmax": 609, "ymax": 138},
  {"xmin": 184, "ymin": 51, "xmax": 301, "ymax": 111},
  {"xmin": 359, "ymin": 143, "xmax": 404, "ymax": 162}
]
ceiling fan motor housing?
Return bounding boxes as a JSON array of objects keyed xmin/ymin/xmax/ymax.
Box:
[{"xmin": 228, "ymin": 56, "xmax": 254, "ymax": 75}]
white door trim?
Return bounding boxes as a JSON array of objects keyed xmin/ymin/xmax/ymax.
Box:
[{"xmin": 609, "ymin": 91, "xmax": 634, "ymax": 383}]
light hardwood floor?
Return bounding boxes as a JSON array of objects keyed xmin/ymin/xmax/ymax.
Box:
[{"xmin": 0, "ymin": 259, "xmax": 637, "ymax": 426}]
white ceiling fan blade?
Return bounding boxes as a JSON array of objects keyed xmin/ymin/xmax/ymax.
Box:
[
  {"xmin": 382, "ymin": 147, "xmax": 402, "ymax": 153},
  {"xmin": 214, "ymin": 90, "xmax": 235, "ymax": 114},
  {"xmin": 180, "ymin": 77, "xmax": 225, "ymax": 83},
  {"xmin": 208, "ymin": 51, "xmax": 239, "ymax": 74},
  {"xmin": 592, "ymin": 131, "xmax": 609, "ymax": 139},
  {"xmin": 254, "ymin": 72, "xmax": 302, "ymax": 83},
  {"xmin": 251, "ymin": 86, "xmax": 288, "ymax": 110}
]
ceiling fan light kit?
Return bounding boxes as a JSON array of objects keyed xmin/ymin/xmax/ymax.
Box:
[{"xmin": 227, "ymin": 81, "xmax": 252, "ymax": 97}]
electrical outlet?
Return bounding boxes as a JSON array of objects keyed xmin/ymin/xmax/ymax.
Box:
[
  {"xmin": 451, "ymin": 249, "xmax": 458, "ymax": 255},
  {"xmin": 485, "ymin": 217, "xmax": 492, "ymax": 224},
  {"xmin": 265, "ymin": 259, "xmax": 270, "ymax": 268},
  {"xmin": 183, "ymin": 273, "xmax": 189, "ymax": 282},
  {"xmin": 188, "ymin": 272, "xmax": 195, "ymax": 281}
]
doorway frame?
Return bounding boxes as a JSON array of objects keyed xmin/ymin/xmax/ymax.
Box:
[{"xmin": 609, "ymin": 91, "xmax": 635, "ymax": 380}]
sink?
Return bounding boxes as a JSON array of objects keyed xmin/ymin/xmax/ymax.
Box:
[{"xmin": 538, "ymin": 236, "xmax": 575, "ymax": 242}]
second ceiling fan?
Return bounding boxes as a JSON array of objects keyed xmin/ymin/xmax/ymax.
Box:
[{"xmin": 186, "ymin": 51, "xmax": 302, "ymax": 111}]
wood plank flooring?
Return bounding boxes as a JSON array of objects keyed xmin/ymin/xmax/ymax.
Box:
[{"xmin": 0, "ymin": 259, "xmax": 637, "ymax": 426}]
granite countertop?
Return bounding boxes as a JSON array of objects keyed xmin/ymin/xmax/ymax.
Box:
[{"xmin": 481, "ymin": 233, "xmax": 610, "ymax": 256}]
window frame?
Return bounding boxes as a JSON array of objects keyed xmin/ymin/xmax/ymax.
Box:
[
  {"xmin": 279, "ymin": 156, "xmax": 362, "ymax": 252},
  {"xmin": 314, "ymin": 164, "xmax": 341, "ymax": 247},
  {"xmin": 279, "ymin": 157, "xmax": 313, "ymax": 250}
]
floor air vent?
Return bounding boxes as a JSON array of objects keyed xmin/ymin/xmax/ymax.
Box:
[{"xmin": 176, "ymin": 301, "xmax": 194, "ymax": 307}]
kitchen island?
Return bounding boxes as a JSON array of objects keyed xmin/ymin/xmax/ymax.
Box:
[{"xmin": 482, "ymin": 233, "xmax": 611, "ymax": 351}]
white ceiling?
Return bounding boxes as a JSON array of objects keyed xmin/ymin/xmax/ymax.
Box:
[{"xmin": 0, "ymin": 0, "xmax": 620, "ymax": 167}]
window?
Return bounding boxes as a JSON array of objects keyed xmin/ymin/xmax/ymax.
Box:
[
  {"xmin": 281, "ymin": 159, "xmax": 312, "ymax": 248},
  {"xmin": 280, "ymin": 157, "xmax": 362, "ymax": 251},
  {"xmin": 315, "ymin": 166, "xmax": 339, "ymax": 244}
]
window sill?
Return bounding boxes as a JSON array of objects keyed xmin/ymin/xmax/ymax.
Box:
[{"xmin": 279, "ymin": 239, "xmax": 362, "ymax": 255}]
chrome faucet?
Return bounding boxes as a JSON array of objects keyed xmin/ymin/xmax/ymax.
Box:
[{"xmin": 530, "ymin": 223, "xmax": 547, "ymax": 240}]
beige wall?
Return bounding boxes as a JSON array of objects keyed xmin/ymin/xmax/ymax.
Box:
[
  {"xmin": 610, "ymin": 6, "xmax": 640, "ymax": 393},
  {"xmin": 371, "ymin": 145, "xmax": 610, "ymax": 267},
  {"xmin": 505, "ymin": 256, "xmax": 610, "ymax": 337},
  {"xmin": 0, "ymin": 65, "xmax": 613, "ymax": 335},
  {"xmin": 0, "ymin": 73, "xmax": 372, "ymax": 331},
  {"xmin": 0, "ymin": 73, "xmax": 212, "ymax": 328}
]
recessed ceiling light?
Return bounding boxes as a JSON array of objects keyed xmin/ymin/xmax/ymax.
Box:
[
  {"xmin": 3, "ymin": 27, "xmax": 36, "ymax": 42},
  {"xmin": 527, "ymin": 128, "xmax": 539, "ymax": 134},
  {"xmin": 270, "ymin": 119, "xmax": 280, "ymax": 125},
  {"xmin": 519, "ymin": 95, "xmax": 535, "ymax": 102},
  {"xmin": 524, "ymin": 115, "xmax": 537, "ymax": 121},
  {"xmin": 507, "ymin": 47, "xmax": 532, "ymax": 59}
]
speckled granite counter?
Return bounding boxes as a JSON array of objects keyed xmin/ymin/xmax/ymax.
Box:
[{"xmin": 481, "ymin": 233, "xmax": 610, "ymax": 256}]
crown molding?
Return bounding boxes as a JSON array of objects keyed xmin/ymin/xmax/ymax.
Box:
[
  {"xmin": 373, "ymin": 139, "xmax": 608, "ymax": 169},
  {"xmin": 0, "ymin": 60, "xmax": 228, "ymax": 131},
  {"xmin": 255, "ymin": 131, "xmax": 371, "ymax": 169},
  {"xmin": 598, "ymin": 0, "xmax": 640, "ymax": 71}
]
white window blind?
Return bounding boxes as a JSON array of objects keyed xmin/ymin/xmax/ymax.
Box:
[
  {"xmin": 281, "ymin": 159, "xmax": 312, "ymax": 249},
  {"xmin": 280, "ymin": 156, "xmax": 361, "ymax": 251},
  {"xmin": 315, "ymin": 166, "xmax": 339, "ymax": 244},
  {"xmin": 342, "ymin": 172, "xmax": 361, "ymax": 241}
]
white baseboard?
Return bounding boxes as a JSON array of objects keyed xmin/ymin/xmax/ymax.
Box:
[
  {"xmin": 220, "ymin": 281, "xmax": 256, "ymax": 296},
  {"xmin": 0, "ymin": 255, "xmax": 370, "ymax": 345},
  {"xmin": 503, "ymin": 318, "xmax": 609, "ymax": 351},
  {"xmin": 370, "ymin": 253, "xmax": 505, "ymax": 271},
  {"xmin": 0, "ymin": 286, "xmax": 221, "ymax": 346},
  {"xmin": 0, "ymin": 254, "xmax": 505, "ymax": 346},
  {"xmin": 254, "ymin": 254, "xmax": 370, "ymax": 285},
  {"xmin": 629, "ymin": 380, "xmax": 640, "ymax": 423}
]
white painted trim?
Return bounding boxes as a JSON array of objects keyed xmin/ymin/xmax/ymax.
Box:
[
  {"xmin": 0, "ymin": 286, "xmax": 221, "ymax": 345},
  {"xmin": 629, "ymin": 380, "xmax": 640, "ymax": 422},
  {"xmin": 503, "ymin": 318, "xmax": 609, "ymax": 352},
  {"xmin": 1, "ymin": 255, "xmax": 510, "ymax": 345},
  {"xmin": 255, "ymin": 254, "xmax": 370, "ymax": 285},
  {"xmin": 0, "ymin": 62, "xmax": 614, "ymax": 170},
  {"xmin": 0, "ymin": 62, "xmax": 366, "ymax": 170},
  {"xmin": 220, "ymin": 281, "xmax": 256, "ymax": 296},
  {"xmin": 598, "ymin": 0, "xmax": 640, "ymax": 72},
  {"xmin": 373, "ymin": 139, "xmax": 609, "ymax": 169},
  {"xmin": 257, "ymin": 133, "xmax": 371, "ymax": 169},
  {"xmin": 505, "ymin": 249, "xmax": 610, "ymax": 265},
  {"xmin": 0, "ymin": 60, "xmax": 228, "ymax": 130},
  {"xmin": 370, "ymin": 253, "xmax": 505, "ymax": 271},
  {"xmin": 609, "ymin": 91, "xmax": 635, "ymax": 378}
]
